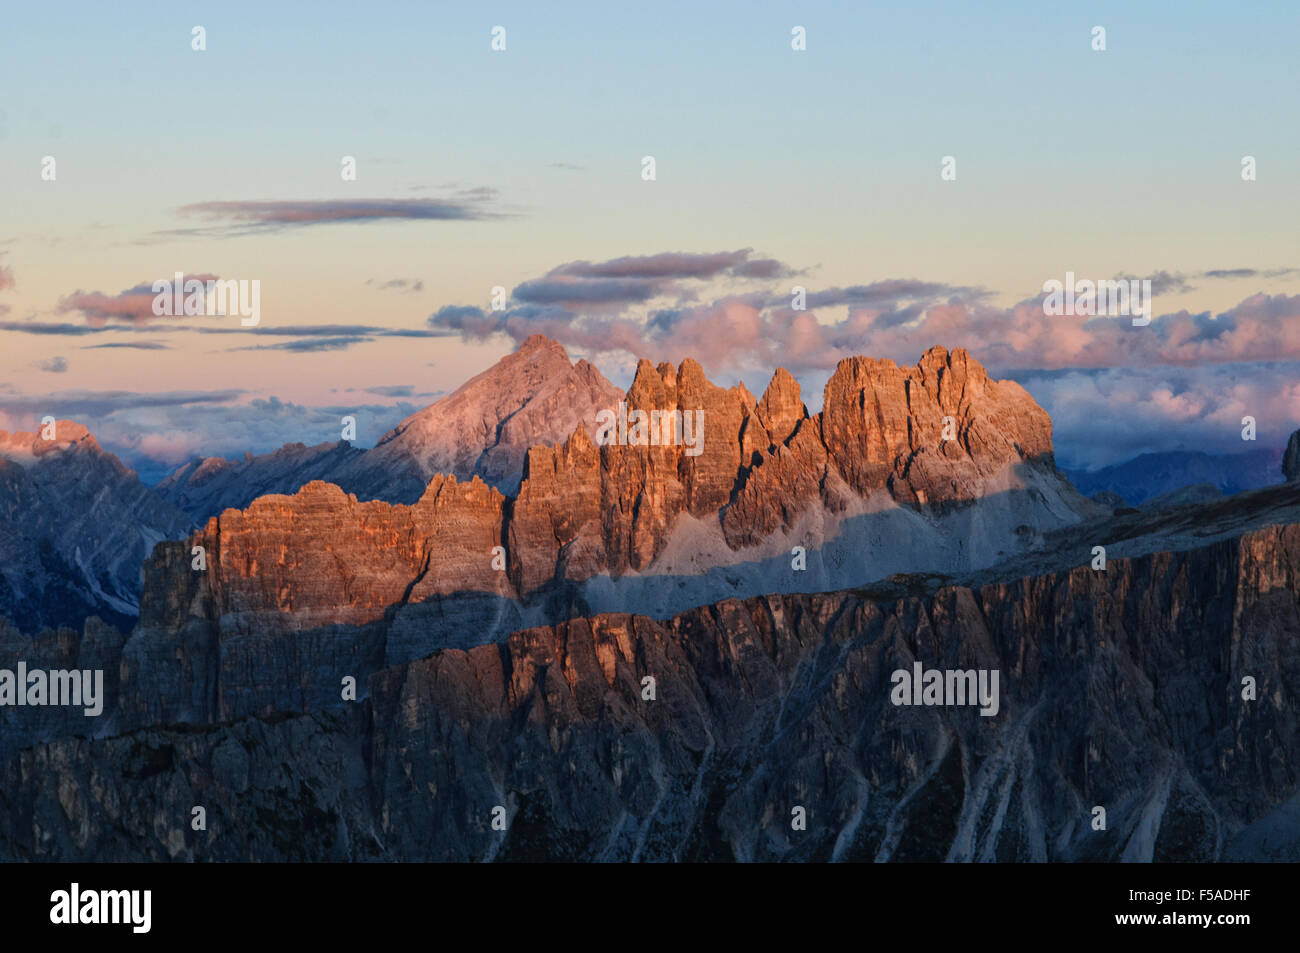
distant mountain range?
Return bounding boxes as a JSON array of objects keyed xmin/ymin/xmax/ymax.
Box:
[
  {"xmin": 0, "ymin": 423, "xmax": 189, "ymax": 634},
  {"xmin": 1062, "ymin": 447, "xmax": 1285, "ymax": 505}
]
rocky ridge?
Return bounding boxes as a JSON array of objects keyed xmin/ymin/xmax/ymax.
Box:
[
  {"xmin": 129, "ymin": 344, "xmax": 1099, "ymax": 690},
  {"xmin": 1, "ymin": 343, "xmax": 1298, "ymax": 862},
  {"xmin": 2, "ymin": 513, "xmax": 1296, "ymax": 861},
  {"xmin": 0, "ymin": 421, "xmax": 191, "ymax": 633},
  {"xmin": 156, "ymin": 440, "xmax": 364, "ymax": 522}
]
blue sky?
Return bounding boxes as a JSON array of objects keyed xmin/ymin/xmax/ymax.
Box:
[{"xmin": 2, "ymin": 1, "xmax": 1298, "ymax": 477}]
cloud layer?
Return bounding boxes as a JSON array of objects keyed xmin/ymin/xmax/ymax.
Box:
[
  {"xmin": 425, "ymin": 250, "xmax": 1300, "ymax": 470},
  {"xmin": 165, "ymin": 190, "xmax": 506, "ymax": 238},
  {"xmin": 16, "ymin": 250, "xmax": 1300, "ymax": 474},
  {"xmin": 427, "ymin": 252, "xmax": 1300, "ymax": 379}
]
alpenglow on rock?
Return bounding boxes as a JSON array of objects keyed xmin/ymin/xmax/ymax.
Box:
[
  {"xmin": 156, "ymin": 334, "xmax": 626, "ymax": 520},
  {"xmin": 132, "ymin": 344, "xmax": 1103, "ymax": 677},
  {"xmin": 334, "ymin": 333, "xmax": 625, "ymax": 501}
]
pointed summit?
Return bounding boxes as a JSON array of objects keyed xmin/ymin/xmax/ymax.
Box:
[
  {"xmin": 756, "ymin": 368, "xmax": 806, "ymax": 446},
  {"xmin": 518, "ymin": 333, "xmax": 569, "ymax": 359},
  {"xmin": 335, "ymin": 334, "xmax": 623, "ymax": 500}
]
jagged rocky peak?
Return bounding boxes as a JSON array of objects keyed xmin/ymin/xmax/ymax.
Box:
[
  {"xmin": 627, "ymin": 357, "xmax": 673, "ymax": 407},
  {"xmin": 137, "ymin": 343, "xmax": 1098, "ymax": 660},
  {"xmin": 143, "ymin": 474, "xmax": 511, "ymax": 636},
  {"xmin": 756, "ymin": 367, "xmax": 807, "ymax": 447},
  {"xmin": 818, "ymin": 344, "xmax": 1054, "ymax": 503},
  {"xmin": 155, "ymin": 334, "xmax": 624, "ymax": 519},
  {"xmin": 1284, "ymin": 429, "xmax": 1300, "ymax": 482},
  {"xmin": 519, "ymin": 344, "xmax": 1081, "ymax": 586}
]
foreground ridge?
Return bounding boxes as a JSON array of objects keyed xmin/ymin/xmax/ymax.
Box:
[{"xmin": 2, "ymin": 517, "xmax": 1297, "ymax": 861}]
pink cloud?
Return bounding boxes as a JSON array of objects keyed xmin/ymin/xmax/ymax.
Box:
[{"xmin": 56, "ymin": 275, "xmax": 219, "ymax": 327}]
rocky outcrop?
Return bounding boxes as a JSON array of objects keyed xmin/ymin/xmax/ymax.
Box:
[
  {"xmin": 162, "ymin": 477, "xmax": 510, "ymax": 634},
  {"xmin": 1089, "ymin": 490, "xmax": 1129, "ymax": 511},
  {"xmin": 0, "ymin": 422, "xmax": 190, "ymax": 633},
  {"xmin": 112, "ymin": 343, "xmax": 1098, "ymax": 711},
  {"xmin": 818, "ymin": 346, "xmax": 1053, "ymax": 505},
  {"xmin": 3, "ymin": 518, "xmax": 1296, "ymax": 862},
  {"xmin": 1141, "ymin": 482, "xmax": 1223, "ymax": 510},
  {"xmin": 1285, "ymin": 430, "xmax": 1300, "ymax": 482},
  {"xmin": 514, "ymin": 343, "xmax": 1083, "ymax": 591},
  {"xmin": 116, "ymin": 476, "xmax": 515, "ymax": 726},
  {"xmin": 755, "ymin": 366, "xmax": 806, "ymax": 446},
  {"xmin": 510, "ymin": 355, "xmax": 770, "ymax": 585}
]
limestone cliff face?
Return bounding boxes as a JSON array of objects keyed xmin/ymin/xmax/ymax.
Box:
[
  {"xmin": 817, "ymin": 346, "xmax": 1053, "ymax": 504},
  {"xmin": 172, "ymin": 476, "xmax": 510, "ymax": 634},
  {"xmin": 721, "ymin": 346, "xmax": 1055, "ymax": 548},
  {"xmin": 0, "ymin": 616, "xmax": 125, "ymax": 767},
  {"xmin": 3, "ymin": 520, "xmax": 1296, "ymax": 862},
  {"xmin": 513, "ymin": 344, "xmax": 1071, "ymax": 591},
  {"xmin": 118, "ymin": 476, "xmax": 513, "ymax": 726},
  {"xmin": 510, "ymin": 355, "xmax": 765, "ymax": 586},
  {"xmin": 109, "ymin": 342, "xmax": 1090, "ymax": 722}
]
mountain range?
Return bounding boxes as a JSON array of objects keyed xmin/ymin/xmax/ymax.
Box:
[
  {"xmin": 0, "ymin": 422, "xmax": 189, "ymax": 634},
  {"xmin": 1, "ymin": 336, "xmax": 1297, "ymax": 862},
  {"xmin": 1063, "ymin": 447, "xmax": 1285, "ymax": 505}
]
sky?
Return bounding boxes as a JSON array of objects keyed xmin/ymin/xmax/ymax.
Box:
[{"xmin": 1, "ymin": 1, "xmax": 1298, "ymax": 480}]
